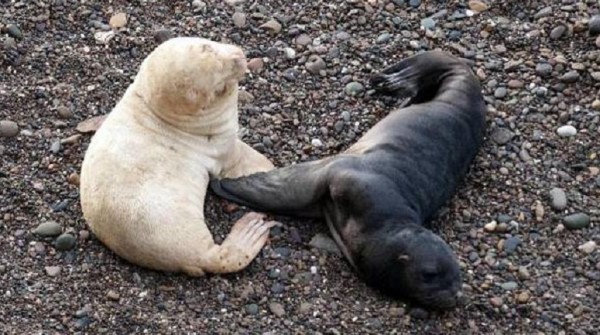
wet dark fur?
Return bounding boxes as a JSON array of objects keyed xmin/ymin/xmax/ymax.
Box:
[{"xmin": 210, "ymin": 51, "xmax": 487, "ymax": 309}]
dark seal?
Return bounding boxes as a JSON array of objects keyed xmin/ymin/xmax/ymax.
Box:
[{"xmin": 210, "ymin": 51, "xmax": 487, "ymax": 310}]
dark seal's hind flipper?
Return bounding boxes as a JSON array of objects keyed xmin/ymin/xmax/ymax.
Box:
[
  {"xmin": 211, "ymin": 157, "xmax": 344, "ymax": 218},
  {"xmin": 370, "ymin": 50, "xmax": 482, "ymax": 107}
]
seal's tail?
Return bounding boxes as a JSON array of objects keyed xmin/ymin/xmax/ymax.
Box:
[{"xmin": 370, "ymin": 50, "xmax": 482, "ymax": 107}]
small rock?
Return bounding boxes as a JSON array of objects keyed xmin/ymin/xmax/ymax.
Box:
[
  {"xmin": 305, "ymin": 55, "xmax": 326, "ymax": 74},
  {"xmin": 534, "ymin": 7, "xmax": 552, "ymax": 19},
  {"xmin": 490, "ymin": 128, "xmax": 514, "ymax": 145},
  {"xmin": 494, "ymin": 87, "xmax": 507, "ymax": 98},
  {"xmin": 0, "ymin": 120, "xmax": 19, "ymax": 137},
  {"xmin": 232, "ymin": 12, "xmax": 246, "ymax": 28},
  {"xmin": 268, "ymin": 302, "xmax": 285, "ymax": 317},
  {"xmin": 308, "ymin": 233, "xmax": 341, "ymax": 255},
  {"xmin": 271, "ymin": 282, "xmax": 285, "ymax": 294},
  {"xmin": 517, "ymin": 266, "xmax": 531, "ymax": 280},
  {"xmin": 563, "ymin": 213, "xmax": 590, "ymax": 230},
  {"xmin": 68, "ymin": 172, "xmax": 80, "ymax": 186},
  {"xmin": 550, "ymin": 25, "xmax": 566, "ymax": 40},
  {"xmin": 560, "ymin": 71, "xmax": 579, "ymax": 83},
  {"xmin": 376, "ymin": 32, "xmax": 392, "ymax": 43},
  {"xmin": 420, "ymin": 18, "xmax": 435, "ymax": 30},
  {"xmin": 507, "ymin": 80, "xmax": 523, "ymax": 89},
  {"xmin": 56, "ymin": 105, "xmax": 73, "ymax": 119},
  {"xmin": 109, "ymin": 12, "xmax": 128, "ymax": 29},
  {"xmin": 154, "ymin": 29, "xmax": 173, "ymax": 44},
  {"xmin": 517, "ymin": 291, "xmax": 530, "ymax": 304},
  {"xmin": 94, "ymin": 30, "xmax": 115, "ymax": 44},
  {"xmin": 260, "ymin": 19, "xmax": 282, "ymax": 34},
  {"xmin": 192, "ymin": 0, "xmax": 206, "ymax": 10},
  {"xmin": 299, "ymin": 302, "xmax": 312, "ymax": 313},
  {"xmin": 490, "ymin": 297, "xmax": 503, "ymax": 307},
  {"xmin": 245, "ymin": 303, "xmax": 259, "ymax": 315},
  {"xmin": 500, "ymin": 281, "xmax": 518, "ymax": 291},
  {"xmin": 311, "ymin": 139, "xmax": 323, "ymax": 147},
  {"xmin": 55, "ymin": 233, "xmax": 76, "ymax": 251},
  {"xmin": 34, "ymin": 221, "xmax": 62, "ymax": 237},
  {"xmin": 504, "ymin": 236, "xmax": 521, "ymax": 254},
  {"xmin": 591, "ymin": 99, "xmax": 600, "ymax": 111},
  {"xmin": 549, "ymin": 188, "xmax": 567, "ymax": 210},
  {"xmin": 535, "ymin": 63, "xmax": 553, "ymax": 77},
  {"xmin": 578, "ymin": 241, "xmax": 597, "ymax": 254},
  {"xmin": 106, "ymin": 290, "xmax": 120, "ymax": 301},
  {"xmin": 50, "ymin": 140, "xmax": 61, "ymax": 154},
  {"xmin": 283, "ymin": 47, "xmax": 296, "ymax": 59},
  {"xmin": 468, "ymin": 1, "xmax": 488, "ymax": 13},
  {"xmin": 484, "ymin": 221, "xmax": 497, "ymax": 232},
  {"xmin": 247, "ymin": 58, "xmax": 264, "ymax": 72},
  {"xmin": 6, "ymin": 24, "xmax": 23, "ymax": 39},
  {"xmin": 295, "ymin": 34, "xmax": 312, "ymax": 46},
  {"xmin": 409, "ymin": 0, "xmax": 421, "ymax": 8},
  {"xmin": 556, "ymin": 125, "xmax": 577, "ymax": 137},
  {"xmin": 344, "ymin": 82, "xmax": 364, "ymax": 96},
  {"xmin": 589, "ymin": 15, "xmax": 600, "ymax": 35},
  {"xmin": 45, "ymin": 266, "xmax": 61, "ymax": 277}
]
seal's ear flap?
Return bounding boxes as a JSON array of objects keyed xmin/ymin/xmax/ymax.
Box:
[{"xmin": 397, "ymin": 254, "xmax": 411, "ymax": 263}]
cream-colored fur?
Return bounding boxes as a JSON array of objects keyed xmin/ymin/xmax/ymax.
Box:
[{"xmin": 79, "ymin": 37, "xmax": 275, "ymax": 276}]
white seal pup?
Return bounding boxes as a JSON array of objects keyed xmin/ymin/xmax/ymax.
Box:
[{"xmin": 79, "ymin": 37, "xmax": 277, "ymax": 276}]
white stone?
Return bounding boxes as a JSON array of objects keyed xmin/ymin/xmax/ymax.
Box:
[{"xmin": 557, "ymin": 125, "xmax": 577, "ymax": 137}]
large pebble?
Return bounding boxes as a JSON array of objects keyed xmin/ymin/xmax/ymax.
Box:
[
  {"xmin": 409, "ymin": 0, "xmax": 421, "ymax": 8},
  {"xmin": 589, "ymin": 15, "xmax": 600, "ymax": 35},
  {"xmin": 45, "ymin": 266, "xmax": 62, "ymax": 277},
  {"xmin": 490, "ymin": 128, "xmax": 514, "ymax": 145},
  {"xmin": 34, "ymin": 221, "xmax": 62, "ymax": 237},
  {"xmin": 109, "ymin": 12, "xmax": 128, "ymax": 28},
  {"xmin": 345, "ymin": 82, "xmax": 364, "ymax": 96},
  {"xmin": 0, "ymin": 120, "xmax": 19, "ymax": 137},
  {"xmin": 295, "ymin": 34, "xmax": 312, "ymax": 46},
  {"xmin": 245, "ymin": 304, "xmax": 259, "ymax": 315},
  {"xmin": 305, "ymin": 55, "xmax": 326, "ymax": 74},
  {"xmin": 57, "ymin": 105, "xmax": 73, "ymax": 119},
  {"xmin": 578, "ymin": 241, "xmax": 597, "ymax": 254},
  {"xmin": 563, "ymin": 213, "xmax": 590, "ymax": 230},
  {"xmin": 533, "ymin": 6, "xmax": 552, "ymax": 19},
  {"xmin": 260, "ymin": 19, "xmax": 282, "ymax": 34},
  {"xmin": 468, "ymin": 1, "xmax": 488, "ymax": 13},
  {"xmin": 535, "ymin": 63, "xmax": 553, "ymax": 77},
  {"xmin": 560, "ymin": 71, "xmax": 579, "ymax": 83},
  {"xmin": 232, "ymin": 12, "xmax": 246, "ymax": 28},
  {"xmin": 504, "ymin": 236, "xmax": 521, "ymax": 254},
  {"xmin": 549, "ymin": 188, "xmax": 567, "ymax": 210},
  {"xmin": 550, "ymin": 25, "xmax": 566, "ymax": 40},
  {"xmin": 556, "ymin": 125, "xmax": 577, "ymax": 137},
  {"xmin": 55, "ymin": 233, "xmax": 76, "ymax": 251},
  {"xmin": 494, "ymin": 87, "xmax": 507, "ymax": 98},
  {"xmin": 268, "ymin": 302, "xmax": 285, "ymax": 317},
  {"xmin": 6, "ymin": 24, "xmax": 23, "ymax": 39}
]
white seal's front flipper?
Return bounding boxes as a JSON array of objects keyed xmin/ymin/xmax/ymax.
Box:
[{"xmin": 202, "ymin": 212, "xmax": 279, "ymax": 274}]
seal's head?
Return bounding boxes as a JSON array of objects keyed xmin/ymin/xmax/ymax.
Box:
[
  {"xmin": 134, "ymin": 37, "xmax": 247, "ymax": 121},
  {"xmin": 357, "ymin": 224, "xmax": 462, "ymax": 310}
]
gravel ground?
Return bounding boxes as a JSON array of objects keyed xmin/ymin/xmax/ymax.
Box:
[{"xmin": 1, "ymin": 0, "xmax": 599, "ymax": 334}]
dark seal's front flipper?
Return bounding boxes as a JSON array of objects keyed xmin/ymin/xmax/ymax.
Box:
[
  {"xmin": 211, "ymin": 158, "xmax": 342, "ymax": 218},
  {"xmin": 370, "ymin": 50, "xmax": 482, "ymax": 108}
]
